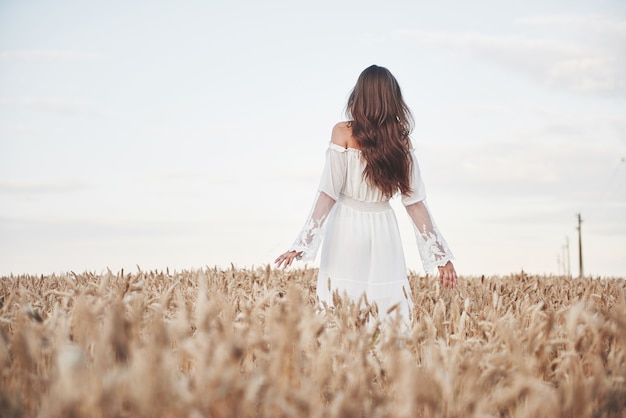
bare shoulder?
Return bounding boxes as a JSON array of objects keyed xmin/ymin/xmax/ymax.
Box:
[{"xmin": 331, "ymin": 121, "xmax": 353, "ymax": 148}]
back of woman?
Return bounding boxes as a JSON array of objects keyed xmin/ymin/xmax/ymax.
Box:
[
  {"xmin": 275, "ymin": 65, "xmax": 457, "ymax": 326},
  {"xmin": 327, "ymin": 136, "xmax": 386, "ymax": 203}
]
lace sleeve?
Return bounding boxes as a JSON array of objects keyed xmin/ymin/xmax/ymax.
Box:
[
  {"xmin": 405, "ymin": 201, "xmax": 454, "ymax": 272},
  {"xmin": 290, "ymin": 192, "xmax": 336, "ymax": 261},
  {"xmin": 402, "ymin": 149, "xmax": 454, "ymax": 272},
  {"xmin": 289, "ymin": 144, "xmax": 347, "ymax": 261}
]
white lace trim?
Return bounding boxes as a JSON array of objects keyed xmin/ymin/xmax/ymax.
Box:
[
  {"xmin": 290, "ymin": 213, "xmax": 328, "ymax": 261},
  {"xmin": 405, "ymin": 200, "xmax": 454, "ymax": 273},
  {"xmin": 414, "ymin": 226, "xmax": 454, "ymax": 272}
]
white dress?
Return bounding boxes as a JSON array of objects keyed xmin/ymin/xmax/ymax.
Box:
[{"xmin": 290, "ymin": 143, "xmax": 453, "ymax": 323}]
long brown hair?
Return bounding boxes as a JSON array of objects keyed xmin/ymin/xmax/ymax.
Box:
[{"xmin": 346, "ymin": 65, "xmax": 414, "ymax": 198}]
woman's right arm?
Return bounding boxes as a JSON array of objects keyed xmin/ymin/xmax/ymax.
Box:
[
  {"xmin": 275, "ymin": 191, "xmax": 336, "ymax": 268},
  {"xmin": 275, "ymin": 137, "xmax": 348, "ymax": 267}
]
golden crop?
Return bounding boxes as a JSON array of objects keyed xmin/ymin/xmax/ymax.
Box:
[{"xmin": 1, "ymin": 267, "xmax": 625, "ymax": 417}]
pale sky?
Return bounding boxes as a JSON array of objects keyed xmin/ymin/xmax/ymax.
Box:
[{"xmin": 1, "ymin": 0, "xmax": 625, "ymax": 277}]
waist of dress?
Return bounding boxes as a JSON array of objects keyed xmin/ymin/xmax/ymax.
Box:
[{"xmin": 338, "ymin": 194, "xmax": 391, "ymax": 212}]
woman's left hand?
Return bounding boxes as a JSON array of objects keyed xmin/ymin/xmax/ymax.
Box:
[{"xmin": 274, "ymin": 250, "xmax": 302, "ymax": 268}]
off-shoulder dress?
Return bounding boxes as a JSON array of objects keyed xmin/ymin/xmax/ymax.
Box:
[{"xmin": 290, "ymin": 143, "xmax": 453, "ymax": 322}]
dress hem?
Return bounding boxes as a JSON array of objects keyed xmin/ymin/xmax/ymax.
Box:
[{"xmin": 319, "ymin": 276, "xmax": 408, "ymax": 286}]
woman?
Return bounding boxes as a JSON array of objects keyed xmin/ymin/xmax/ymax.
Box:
[{"xmin": 275, "ymin": 65, "xmax": 457, "ymax": 322}]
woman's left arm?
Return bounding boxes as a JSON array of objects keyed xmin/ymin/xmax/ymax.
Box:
[{"xmin": 402, "ymin": 149, "xmax": 457, "ymax": 287}]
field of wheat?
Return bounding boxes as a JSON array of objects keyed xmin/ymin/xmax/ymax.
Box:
[{"xmin": 1, "ymin": 266, "xmax": 625, "ymax": 417}]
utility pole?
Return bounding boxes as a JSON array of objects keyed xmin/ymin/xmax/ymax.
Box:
[{"xmin": 576, "ymin": 213, "xmax": 583, "ymax": 278}]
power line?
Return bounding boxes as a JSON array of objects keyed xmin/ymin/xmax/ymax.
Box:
[{"xmin": 557, "ymin": 236, "xmax": 572, "ymax": 278}]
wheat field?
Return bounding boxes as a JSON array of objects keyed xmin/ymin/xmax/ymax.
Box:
[{"xmin": 1, "ymin": 266, "xmax": 625, "ymax": 417}]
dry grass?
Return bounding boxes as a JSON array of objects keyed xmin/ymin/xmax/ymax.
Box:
[{"xmin": 1, "ymin": 266, "xmax": 625, "ymax": 417}]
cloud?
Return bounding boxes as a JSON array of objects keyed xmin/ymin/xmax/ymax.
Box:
[
  {"xmin": 0, "ymin": 50, "xmax": 108, "ymax": 61},
  {"xmin": 516, "ymin": 14, "xmax": 626, "ymax": 41},
  {"xmin": 136, "ymin": 170, "xmax": 319, "ymax": 189},
  {"xmin": 0, "ymin": 180, "xmax": 90, "ymax": 196},
  {"xmin": 395, "ymin": 14, "xmax": 626, "ymax": 96},
  {"xmin": 0, "ymin": 122, "xmax": 36, "ymax": 134},
  {"xmin": 452, "ymin": 103, "xmax": 510, "ymax": 117},
  {"xmin": 0, "ymin": 97, "xmax": 110, "ymax": 117},
  {"xmin": 421, "ymin": 130, "xmax": 624, "ymax": 203},
  {"xmin": 610, "ymin": 118, "xmax": 626, "ymax": 143},
  {"xmin": 0, "ymin": 216, "xmax": 199, "ymax": 238}
]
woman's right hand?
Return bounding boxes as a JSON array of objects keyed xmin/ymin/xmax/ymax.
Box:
[
  {"xmin": 274, "ymin": 250, "xmax": 302, "ymax": 268},
  {"xmin": 438, "ymin": 260, "xmax": 458, "ymax": 289}
]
